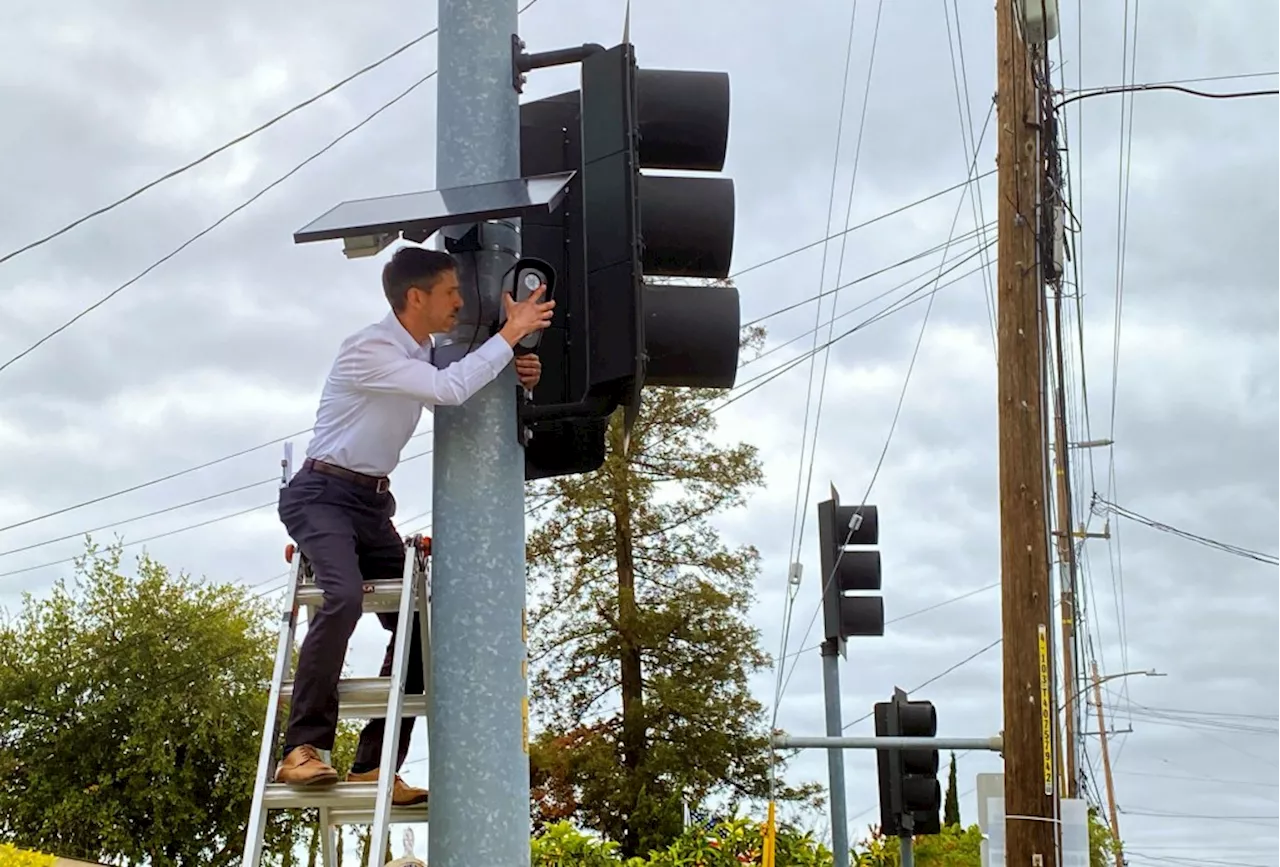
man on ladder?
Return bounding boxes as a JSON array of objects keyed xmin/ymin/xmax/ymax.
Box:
[{"xmin": 273, "ymin": 244, "xmax": 554, "ymax": 802}]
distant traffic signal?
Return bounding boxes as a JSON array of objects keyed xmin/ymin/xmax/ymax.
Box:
[
  {"xmin": 874, "ymin": 688, "xmax": 942, "ymax": 837},
  {"xmin": 517, "ymin": 42, "xmax": 741, "ymax": 480},
  {"xmin": 815, "ymin": 487, "xmax": 883, "ymax": 655}
]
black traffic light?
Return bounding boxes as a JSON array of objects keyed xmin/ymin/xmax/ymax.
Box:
[
  {"xmin": 816, "ymin": 487, "xmax": 884, "ymax": 654},
  {"xmin": 874, "ymin": 688, "xmax": 942, "ymax": 837},
  {"xmin": 517, "ymin": 41, "xmax": 741, "ymax": 480}
]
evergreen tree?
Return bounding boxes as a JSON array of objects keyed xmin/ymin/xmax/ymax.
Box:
[
  {"xmin": 944, "ymin": 752, "xmax": 961, "ymax": 827},
  {"xmin": 525, "ymin": 328, "xmax": 819, "ymax": 856}
]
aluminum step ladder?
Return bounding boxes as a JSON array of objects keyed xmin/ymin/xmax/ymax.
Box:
[{"xmin": 241, "ymin": 447, "xmax": 431, "ymax": 866}]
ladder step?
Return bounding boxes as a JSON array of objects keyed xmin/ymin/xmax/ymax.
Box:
[
  {"xmin": 295, "ymin": 580, "xmax": 422, "ymax": 614},
  {"xmin": 262, "ymin": 782, "xmax": 429, "ymax": 824},
  {"xmin": 278, "ymin": 676, "xmax": 428, "ymax": 719}
]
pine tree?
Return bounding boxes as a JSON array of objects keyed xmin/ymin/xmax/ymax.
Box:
[
  {"xmin": 944, "ymin": 751, "xmax": 961, "ymax": 827},
  {"xmin": 525, "ymin": 329, "xmax": 820, "ymax": 856}
]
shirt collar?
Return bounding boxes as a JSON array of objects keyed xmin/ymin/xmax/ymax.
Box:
[{"xmin": 381, "ymin": 311, "xmax": 428, "ymax": 354}]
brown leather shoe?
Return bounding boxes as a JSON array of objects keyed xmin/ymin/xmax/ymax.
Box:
[
  {"xmin": 346, "ymin": 768, "xmax": 429, "ymax": 806},
  {"xmin": 274, "ymin": 745, "xmax": 339, "ymax": 786}
]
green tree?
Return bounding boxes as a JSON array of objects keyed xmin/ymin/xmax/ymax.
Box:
[
  {"xmin": 525, "ymin": 330, "xmax": 819, "ymax": 857},
  {"xmin": 1087, "ymin": 807, "xmax": 1116, "ymax": 867},
  {"xmin": 851, "ymin": 823, "xmax": 982, "ymax": 866},
  {"xmin": 0, "ymin": 542, "xmax": 300, "ymax": 865},
  {"xmin": 943, "ymin": 752, "xmax": 960, "ymax": 827}
]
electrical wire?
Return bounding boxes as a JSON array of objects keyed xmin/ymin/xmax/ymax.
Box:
[
  {"xmin": 739, "ymin": 242, "xmax": 993, "ymax": 369},
  {"xmin": 0, "ymin": 28, "xmax": 441, "ymax": 268},
  {"xmin": 0, "ymin": 70, "xmax": 440, "ymax": 377},
  {"xmin": 0, "ymin": 476, "xmax": 277, "ymax": 558},
  {"xmin": 840, "ymin": 637, "xmax": 1003, "ymax": 731},
  {"xmin": 0, "ymin": 234, "xmax": 980, "ymax": 574},
  {"xmin": 0, "ymin": 447, "xmax": 433, "ymax": 580},
  {"xmin": 1092, "ymin": 496, "xmax": 1279, "ymax": 565},
  {"xmin": 0, "ymin": 173, "xmax": 992, "ymax": 541},
  {"xmin": 0, "ymin": 231, "xmax": 990, "ymax": 558},
  {"xmin": 770, "ymin": 112, "xmax": 994, "ymax": 705},
  {"xmin": 0, "ymin": 1, "xmax": 565, "ymax": 376},
  {"xmin": 0, "ymin": 0, "xmax": 547, "ymax": 272},
  {"xmin": 727, "ymin": 170, "xmax": 996, "ymax": 283},
  {"xmin": 0, "ymin": 426, "xmax": 315, "ymax": 534},
  {"xmin": 788, "ymin": 0, "xmax": 888, "ymax": 580},
  {"xmin": 742, "ymin": 223, "xmax": 994, "ymax": 328},
  {"xmin": 770, "ymin": 0, "xmax": 869, "ymax": 767},
  {"xmin": 706, "ymin": 249, "xmax": 993, "ymax": 421},
  {"xmin": 941, "ymin": 0, "xmax": 997, "ymax": 351},
  {"xmin": 1054, "ymin": 82, "xmax": 1279, "ymax": 110}
]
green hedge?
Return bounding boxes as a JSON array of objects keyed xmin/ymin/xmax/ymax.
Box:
[{"xmin": 532, "ymin": 818, "xmax": 832, "ymax": 866}]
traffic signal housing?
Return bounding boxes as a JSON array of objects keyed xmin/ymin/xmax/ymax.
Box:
[
  {"xmin": 816, "ymin": 487, "xmax": 884, "ymax": 655},
  {"xmin": 517, "ymin": 42, "xmax": 741, "ymax": 480},
  {"xmin": 874, "ymin": 688, "xmax": 942, "ymax": 837}
]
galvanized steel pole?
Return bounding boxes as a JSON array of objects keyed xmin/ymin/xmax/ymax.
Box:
[
  {"xmin": 821, "ymin": 646, "xmax": 851, "ymax": 867},
  {"xmin": 773, "ymin": 735, "xmax": 1004, "ymax": 752},
  {"xmin": 430, "ymin": 0, "xmax": 529, "ymax": 864}
]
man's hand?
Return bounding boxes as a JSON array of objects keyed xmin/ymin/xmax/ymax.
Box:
[
  {"xmin": 499, "ymin": 285, "xmax": 555, "ymax": 348},
  {"xmin": 515, "ymin": 354, "xmax": 541, "ymax": 390}
]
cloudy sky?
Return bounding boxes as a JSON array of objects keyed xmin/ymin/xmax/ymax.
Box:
[{"xmin": 1, "ymin": 0, "xmax": 1276, "ymax": 864}]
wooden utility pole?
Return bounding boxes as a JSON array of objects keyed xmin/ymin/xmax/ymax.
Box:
[
  {"xmin": 995, "ymin": 0, "xmax": 1059, "ymax": 862},
  {"xmin": 1091, "ymin": 662, "xmax": 1125, "ymax": 867}
]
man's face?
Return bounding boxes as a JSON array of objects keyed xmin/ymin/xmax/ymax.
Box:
[{"xmin": 411, "ymin": 268, "xmax": 463, "ymax": 334}]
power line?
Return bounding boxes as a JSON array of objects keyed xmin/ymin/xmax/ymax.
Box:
[
  {"xmin": 789, "ymin": 0, "xmax": 888, "ymax": 571},
  {"xmin": 742, "ymin": 223, "xmax": 993, "ymax": 328},
  {"xmin": 740, "ymin": 242, "xmax": 994, "ymax": 369},
  {"xmin": 1093, "ymin": 496, "xmax": 1279, "ymax": 565},
  {"xmin": 0, "ymin": 0, "xmax": 547, "ymax": 275},
  {"xmin": 0, "ymin": 248, "xmax": 964, "ymax": 580},
  {"xmin": 0, "ymin": 447, "xmax": 433, "ymax": 580},
  {"xmin": 708, "ymin": 249, "xmax": 990, "ymax": 418},
  {"xmin": 727, "ymin": 170, "xmax": 996, "ymax": 283},
  {"xmin": 1, "ymin": 183, "xmax": 993, "ymax": 540},
  {"xmin": 0, "ymin": 69, "xmax": 440, "ymax": 376},
  {"xmin": 0, "ymin": 427, "xmax": 314, "ymax": 535},
  {"xmin": 0, "ymin": 28, "xmax": 440, "ymax": 268},
  {"xmin": 1055, "ymin": 82, "xmax": 1279, "ymax": 110},
  {"xmin": 767, "ymin": 0, "xmax": 865, "ymax": 765},
  {"xmin": 0, "ymin": 476, "xmax": 276, "ymax": 557},
  {"xmin": 0, "ymin": 232, "xmax": 975, "ymax": 552},
  {"xmin": 772, "ymin": 120, "xmax": 993, "ymax": 705},
  {"xmin": 840, "ymin": 637, "xmax": 1003, "ymax": 731}
]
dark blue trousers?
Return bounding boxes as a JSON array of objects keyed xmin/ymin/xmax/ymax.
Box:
[{"xmin": 277, "ymin": 464, "xmax": 425, "ymax": 773}]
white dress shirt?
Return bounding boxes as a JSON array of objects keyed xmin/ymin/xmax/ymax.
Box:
[{"xmin": 305, "ymin": 311, "xmax": 514, "ymax": 477}]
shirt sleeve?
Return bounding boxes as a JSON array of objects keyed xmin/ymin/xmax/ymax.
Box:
[{"xmin": 339, "ymin": 331, "xmax": 514, "ymax": 406}]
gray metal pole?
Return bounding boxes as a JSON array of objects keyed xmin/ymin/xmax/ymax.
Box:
[
  {"xmin": 899, "ymin": 835, "xmax": 914, "ymax": 867},
  {"xmin": 821, "ymin": 645, "xmax": 850, "ymax": 867},
  {"xmin": 773, "ymin": 735, "xmax": 1005, "ymax": 752},
  {"xmin": 430, "ymin": 1, "xmax": 528, "ymax": 866}
]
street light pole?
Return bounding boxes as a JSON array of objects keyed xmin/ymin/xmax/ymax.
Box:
[{"xmin": 1063, "ymin": 667, "xmax": 1164, "ymax": 711}]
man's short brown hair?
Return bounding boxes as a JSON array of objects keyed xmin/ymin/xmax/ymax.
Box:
[{"xmin": 381, "ymin": 246, "xmax": 457, "ymax": 312}]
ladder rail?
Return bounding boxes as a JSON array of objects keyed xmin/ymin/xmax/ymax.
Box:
[
  {"xmin": 366, "ymin": 539, "xmax": 423, "ymax": 863},
  {"xmin": 242, "ymin": 550, "xmax": 305, "ymax": 866},
  {"xmin": 318, "ymin": 806, "xmax": 337, "ymax": 867},
  {"xmin": 415, "ymin": 544, "xmax": 432, "ymax": 728}
]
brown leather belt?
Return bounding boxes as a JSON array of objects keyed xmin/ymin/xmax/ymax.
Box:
[{"xmin": 303, "ymin": 458, "xmax": 391, "ymax": 493}]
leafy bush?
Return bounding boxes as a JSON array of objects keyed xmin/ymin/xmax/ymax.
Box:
[
  {"xmin": 0, "ymin": 844, "xmax": 58, "ymax": 867},
  {"xmin": 532, "ymin": 817, "xmax": 832, "ymax": 866}
]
